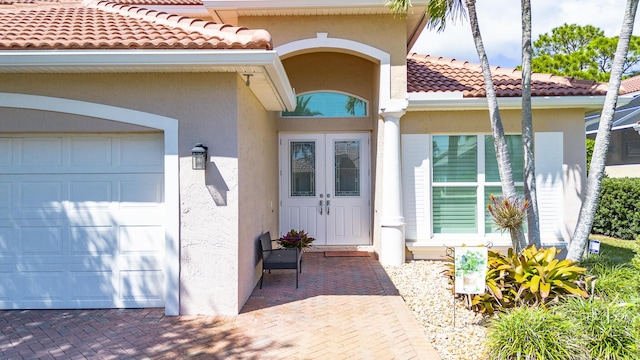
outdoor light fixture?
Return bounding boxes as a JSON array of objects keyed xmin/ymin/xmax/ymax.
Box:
[
  {"xmin": 244, "ymin": 74, "xmax": 252, "ymax": 87},
  {"xmin": 191, "ymin": 143, "xmax": 208, "ymax": 170}
]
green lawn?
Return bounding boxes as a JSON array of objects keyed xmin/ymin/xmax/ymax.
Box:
[{"xmin": 588, "ymin": 234, "xmax": 638, "ymax": 265}]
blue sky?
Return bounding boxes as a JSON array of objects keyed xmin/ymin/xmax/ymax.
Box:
[{"xmin": 411, "ymin": 0, "xmax": 640, "ymax": 69}]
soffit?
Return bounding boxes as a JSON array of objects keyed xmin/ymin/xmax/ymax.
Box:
[{"xmin": 203, "ymin": 0, "xmax": 428, "ymax": 49}]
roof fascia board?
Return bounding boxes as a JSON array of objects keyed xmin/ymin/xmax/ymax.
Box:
[
  {"xmin": 0, "ymin": 49, "xmax": 295, "ymax": 111},
  {"xmin": 407, "ymin": 95, "xmax": 633, "ymax": 112},
  {"xmin": 203, "ymin": 0, "xmax": 395, "ymax": 10},
  {"xmin": 0, "ymin": 49, "xmax": 281, "ymax": 68}
]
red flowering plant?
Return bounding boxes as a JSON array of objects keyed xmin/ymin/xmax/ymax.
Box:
[{"xmin": 278, "ymin": 229, "xmax": 315, "ymax": 250}]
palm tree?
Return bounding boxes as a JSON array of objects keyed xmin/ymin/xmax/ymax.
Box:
[
  {"xmin": 520, "ymin": 0, "xmax": 541, "ymax": 248},
  {"xmin": 282, "ymin": 95, "xmax": 322, "ymax": 116},
  {"xmin": 566, "ymin": 0, "xmax": 639, "ymax": 261},
  {"xmin": 389, "ymin": 0, "xmax": 528, "ymax": 252}
]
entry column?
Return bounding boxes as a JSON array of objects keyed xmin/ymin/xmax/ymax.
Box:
[{"xmin": 380, "ymin": 107, "xmax": 406, "ymax": 266}]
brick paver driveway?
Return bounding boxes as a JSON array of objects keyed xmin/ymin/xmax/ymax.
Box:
[{"xmin": 0, "ymin": 253, "xmax": 440, "ymax": 359}]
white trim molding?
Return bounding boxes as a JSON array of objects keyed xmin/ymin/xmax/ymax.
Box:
[
  {"xmin": 0, "ymin": 92, "xmax": 180, "ymax": 316},
  {"xmin": 0, "ymin": 50, "xmax": 296, "ymax": 112},
  {"xmin": 276, "ymin": 33, "xmax": 394, "ymax": 110}
]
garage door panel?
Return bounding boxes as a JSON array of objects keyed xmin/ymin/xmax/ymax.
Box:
[
  {"xmin": 70, "ymin": 226, "xmax": 116, "ymax": 256},
  {"xmin": 20, "ymin": 270, "xmax": 66, "ymax": 301},
  {"xmin": 69, "ymin": 181, "xmax": 112, "ymax": 210},
  {"xmin": 21, "ymin": 138, "xmax": 64, "ymax": 167},
  {"xmin": 2, "ymin": 133, "xmax": 165, "ymax": 310},
  {"xmin": 0, "ymin": 139, "xmax": 10, "ymax": 166},
  {"xmin": 119, "ymin": 225, "xmax": 164, "ymax": 254},
  {"xmin": 120, "ymin": 137, "xmax": 164, "ymax": 168},
  {"xmin": 0, "ymin": 225, "xmax": 14, "ymax": 256},
  {"xmin": 119, "ymin": 178, "xmax": 163, "ymax": 207},
  {"xmin": 120, "ymin": 270, "xmax": 164, "ymax": 301},
  {"xmin": 0, "ymin": 270, "xmax": 17, "ymax": 300},
  {"xmin": 70, "ymin": 271, "xmax": 115, "ymax": 301},
  {"xmin": 19, "ymin": 181, "xmax": 64, "ymax": 213},
  {"xmin": 21, "ymin": 225, "xmax": 64, "ymax": 256},
  {"xmin": 70, "ymin": 138, "xmax": 112, "ymax": 167},
  {"xmin": 0, "ymin": 182, "xmax": 10, "ymax": 213}
]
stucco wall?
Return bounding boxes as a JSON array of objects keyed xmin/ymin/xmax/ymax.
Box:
[
  {"xmin": 239, "ymin": 14, "xmax": 407, "ymax": 100},
  {"xmin": 279, "ymin": 52, "xmax": 376, "ymax": 132},
  {"xmin": 401, "ymin": 107, "xmax": 587, "ymax": 243},
  {"xmin": 0, "ymin": 72, "xmax": 244, "ymax": 315},
  {"xmin": 236, "ymin": 76, "xmax": 279, "ymax": 311}
]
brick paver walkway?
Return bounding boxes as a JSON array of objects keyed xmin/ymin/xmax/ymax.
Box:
[{"xmin": 0, "ymin": 253, "xmax": 440, "ymax": 359}]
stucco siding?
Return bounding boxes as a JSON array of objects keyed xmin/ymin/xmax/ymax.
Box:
[
  {"xmin": 240, "ymin": 14, "xmax": 407, "ymax": 99},
  {"xmin": 0, "ymin": 72, "xmax": 243, "ymax": 315},
  {"xmin": 237, "ymin": 75, "xmax": 279, "ymax": 312},
  {"xmin": 279, "ymin": 52, "xmax": 376, "ymax": 133}
]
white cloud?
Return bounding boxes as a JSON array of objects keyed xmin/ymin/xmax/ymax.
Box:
[{"xmin": 411, "ymin": 0, "xmax": 640, "ymax": 68}]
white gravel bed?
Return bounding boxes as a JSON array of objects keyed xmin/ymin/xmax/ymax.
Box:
[{"xmin": 384, "ymin": 260, "xmax": 491, "ymax": 360}]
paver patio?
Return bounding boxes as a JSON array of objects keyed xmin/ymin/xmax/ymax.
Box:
[{"xmin": 0, "ymin": 253, "xmax": 441, "ymax": 359}]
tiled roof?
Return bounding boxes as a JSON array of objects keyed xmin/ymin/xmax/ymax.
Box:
[
  {"xmin": 0, "ymin": 0, "xmax": 203, "ymax": 6},
  {"xmin": 621, "ymin": 75, "xmax": 640, "ymax": 94},
  {"xmin": 0, "ymin": 1, "xmax": 271, "ymax": 50},
  {"xmin": 108, "ymin": 0, "xmax": 203, "ymax": 4},
  {"xmin": 408, "ymin": 53, "xmax": 610, "ymax": 98}
]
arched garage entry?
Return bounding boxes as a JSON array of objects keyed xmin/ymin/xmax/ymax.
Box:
[{"xmin": 0, "ymin": 93, "xmax": 179, "ymax": 315}]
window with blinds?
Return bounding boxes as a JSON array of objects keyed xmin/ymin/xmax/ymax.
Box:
[{"xmin": 432, "ymin": 135, "xmax": 524, "ymax": 234}]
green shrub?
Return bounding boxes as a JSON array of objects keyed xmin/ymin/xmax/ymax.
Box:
[
  {"xmin": 487, "ymin": 306, "xmax": 590, "ymax": 360},
  {"xmin": 593, "ymin": 178, "xmax": 640, "ymax": 240},
  {"xmin": 633, "ymin": 241, "xmax": 640, "ymax": 270},
  {"xmin": 554, "ymin": 297, "xmax": 640, "ymax": 360},
  {"xmin": 445, "ymin": 245, "xmax": 591, "ymax": 314},
  {"xmin": 588, "ymin": 264, "xmax": 640, "ymax": 301},
  {"xmin": 586, "ymin": 138, "xmax": 595, "ymax": 174}
]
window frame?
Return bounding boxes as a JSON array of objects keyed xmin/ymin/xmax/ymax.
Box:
[
  {"xmin": 430, "ymin": 134, "xmax": 525, "ymax": 238},
  {"xmin": 280, "ymin": 90, "xmax": 369, "ymax": 118}
]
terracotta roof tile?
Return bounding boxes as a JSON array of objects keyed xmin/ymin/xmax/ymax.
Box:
[
  {"xmin": 0, "ymin": 0, "xmax": 202, "ymax": 5},
  {"xmin": 621, "ymin": 75, "xmax": 640, "ymax": 94},
  {"xmin": 0, "ymin": 1, "xmax": 271, "ymax": 50},
  {"xmin": 408, "ymin": 53, "xmax": 610, "ymax": 97},
  {"xmin": 109, "ymin": 0, "xmax": 202, "ymax": 5}
]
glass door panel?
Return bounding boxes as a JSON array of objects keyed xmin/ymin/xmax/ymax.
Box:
[{"xmin": 280, "ymin": 133, "xmax": 370, "ymax": 246}]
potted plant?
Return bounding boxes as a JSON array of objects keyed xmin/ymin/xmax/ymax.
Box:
[{"xmin": 278, "ymin": 229, "xmax": 315, "ymax": 250}]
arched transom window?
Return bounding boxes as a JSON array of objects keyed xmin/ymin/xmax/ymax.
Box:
[{"xmin": 281, "ymin": 91, "xmax": 368, "ymax": 117}]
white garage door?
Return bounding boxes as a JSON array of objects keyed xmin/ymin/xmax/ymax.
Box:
[{"xmin": 0, "ymin": 134, "xmax": 165, "ymax": 309}]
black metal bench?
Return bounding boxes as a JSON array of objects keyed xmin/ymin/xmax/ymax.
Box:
[{"xmin": 258, "ymin": 231, "xmax": 303, "ymax": 288}]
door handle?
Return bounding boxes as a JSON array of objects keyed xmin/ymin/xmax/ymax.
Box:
[
  {"xmin": 327, "ymin": 200, "xmax": 330, "ymax": 215},
  {"xmin": 319, "ymin": 200, "xmax": 323, "ymax": 215}
]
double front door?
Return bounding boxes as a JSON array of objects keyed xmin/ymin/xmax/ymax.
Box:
[{"xmin": 279, "ymin": 133, "xmax": 370, "ymax": 246}]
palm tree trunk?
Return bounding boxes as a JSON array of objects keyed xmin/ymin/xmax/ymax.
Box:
[
  {"xmin": 520, "ymin": 0, "xmax": 541, "ymax": 248},
  {"xmin": 566, "ymin": 0, "xmax": 639, "ymax": 261},
  {"xmin": 465, "ymin": 0, "xmax": 527, "ymax": 253}
]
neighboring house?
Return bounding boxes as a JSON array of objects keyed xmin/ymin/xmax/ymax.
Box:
[
  {"xmin": 0, "ymin": 0, "xmax": 629, "ymax": 316},
  {"xmin": 585, "ymin": 75, "xmax": 640, "ymax": 178}
]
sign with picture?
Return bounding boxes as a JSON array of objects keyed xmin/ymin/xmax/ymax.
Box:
[{"xmin": 454, "ymin": 247, "xmax": 488, "ymax": 294}]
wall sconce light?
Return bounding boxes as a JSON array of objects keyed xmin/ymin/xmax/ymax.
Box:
[{"xmin": 191, "ymin": 143, "xmax": 208, "ymax": 170}]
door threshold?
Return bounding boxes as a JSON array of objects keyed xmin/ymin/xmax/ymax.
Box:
[{"xmin": 305, "ymin": 245, "xmax": 374, "ymax": 253}]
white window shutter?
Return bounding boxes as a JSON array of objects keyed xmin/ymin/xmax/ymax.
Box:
[
  {"xmin": 401, "ymin": 134, "xmax": 431, "ymax": 240},
  {"xmin": 535, "ymin": 132, "xmax": 564, "ymax": 239}
]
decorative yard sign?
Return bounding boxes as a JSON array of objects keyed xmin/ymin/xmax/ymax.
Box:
[{"xmin": 454, "ymin": 247, "xmax": 488, "ymax": 294}]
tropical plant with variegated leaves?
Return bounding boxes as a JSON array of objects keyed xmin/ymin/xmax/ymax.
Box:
[{"xmin": 444, "ymin": 245, "xmax": 592, "ymax": 314}]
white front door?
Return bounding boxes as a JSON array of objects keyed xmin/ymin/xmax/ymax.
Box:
[{"xmin": 280, "ymin": 133, "xmax": 370, "ymax": 246}]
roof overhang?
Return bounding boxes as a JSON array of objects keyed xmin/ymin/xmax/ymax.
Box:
[
  {"xmin": 203, "ymin": 0, "xmax": 429, "ymax": 51},
  {"xmin": 407, "ymin": 92, "xmax": 634, "ymax": 113},
  {"xmin": 0, "ymin": 49, "xmax": 295, "ymax": 111}
]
